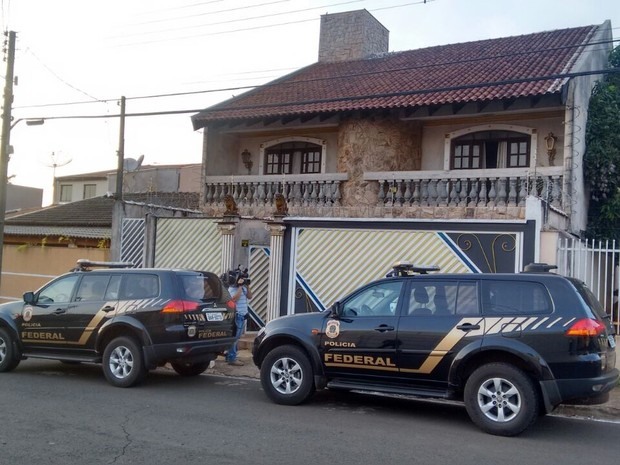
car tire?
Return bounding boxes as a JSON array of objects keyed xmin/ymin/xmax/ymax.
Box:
[
  {"xmin": 102, "ymin": 336, "xmax": 147, "ymax": 388},
  {"xmin": 0, "ymin": 327, "xmax": 20, "ymax": 372},
  {"xmin": 170, "ymin": 361, "xmax": 210, "ymax": 376},
  {"xmin": 464, "ymin": 362, "xmax": 539, "ymax": 436},
  {"xmin": 260, "ymin": 345, "xmax": 315, "ymax": 406}
]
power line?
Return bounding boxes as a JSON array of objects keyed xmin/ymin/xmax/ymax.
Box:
[
  {"xmin": 113, "ymin": 0, "xmax": 359, "ymax": 39},
  {"xmin": 22, "ymin": 47, "xmax": 102, "ymax": 102},
  {"xmin": 13, "ymin": 36, "xmax": 620, "ymax": 111},
  {"xmin": 128, "ymin": 0, "xmax": 293, "ymax": 28},
  {"xmin": 20, "ymin": 67, "xmax": 620, "ymax": 122},
  {"xmin": 115, "ymin": 0, "xmax": 431, "ymax": 47}
]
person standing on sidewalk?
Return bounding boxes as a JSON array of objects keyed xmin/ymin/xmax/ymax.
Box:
[{"xmin": 227, "ymin": 274, "xmax": 252, "ymax": 366}]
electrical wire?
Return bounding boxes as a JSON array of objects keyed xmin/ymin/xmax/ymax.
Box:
[
  {"xmin": 13, "ymin": 36, "xmax": 620, "ymax": 111},
  {"xmin": 19, "ymin": 67, "xmax": 620, "ymax": 122}
]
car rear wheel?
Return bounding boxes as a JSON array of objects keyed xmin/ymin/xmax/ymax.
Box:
[
  {"xmin": 171, "ymin": 361, "xmax": 210, "ymax": 376},
  {"xmin": 0, "ymin": 328, "xmax": 20, "ymax": 372},
  {"xmin": 102, "ymin": 336, "xmax": 147, "ymax": 388},
  {"xmin": 260, "ymin": 345, "xmax": 315, "ymax": 405},
  {"xmin": 464, "ymin": 362, "xmax": 539, "ymax": 436}
]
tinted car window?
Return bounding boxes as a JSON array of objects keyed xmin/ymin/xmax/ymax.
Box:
[
  {"xmin": 342, "ymin": 281, "xmax": 403, "ymax": 317},
  {"xmin": 180, "ymin": 272, "xmax": 227, "ymax": 302},
  {"xmin": 482, "ymin": 280, "xmax": 551, "ymax": 315},
  {"xmin": 76, "ymin": 275, "xmax": 110, "ymax": 302},
  {"xmin": 38, "ymin": 275, "xmax": 79, "ymax": 304},
  {"xmin": 120, "ymin": 274, "xmax": 160, "ymax": 299},
  {"xmin": 568, "ymin": 278, "xmax": 608, "ymax": 320},
  {"xmin": 408, "ymin": 281, "xmax": 478, "ymax": 316}
]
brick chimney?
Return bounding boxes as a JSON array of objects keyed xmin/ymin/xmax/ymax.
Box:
[{"xmin": 318, "ymin": 9, "xmax": 389, "ymax": 63}]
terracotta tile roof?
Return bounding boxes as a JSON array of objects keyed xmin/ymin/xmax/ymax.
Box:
[
  {"xmin": 5, "ymin": 193, "xmax": 201, "ymax": 227},
  {"xmin": 192, "ymin": 25, "xmax": 599, "ymax": 126}
]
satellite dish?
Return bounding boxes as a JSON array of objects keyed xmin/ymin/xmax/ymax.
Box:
[{"xmin": 124, "ymin": 154, "xmax": 144, "ymax": 172}]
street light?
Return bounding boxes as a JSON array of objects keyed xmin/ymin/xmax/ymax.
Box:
[
  {"xmin": 0, "ymin": 117, "xmax": 45, "ymax": 288},
  {"xmin": 10, "ymin": 118, "xmax": 45, "ymax": 130}
]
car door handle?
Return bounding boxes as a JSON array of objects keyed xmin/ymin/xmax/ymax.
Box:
[
  {"xmin": 374, "ymin": 324, "xmax": 395, "ymax": 332},
  {"xmin": 102, "ymin": 305, "xmax": 116, "ymax": 313},
  {"xmin": 457, "ymin": 323, "xmax": 480, "ymax": 331},
  {"xmin": 53, "ymin": 308, "xmax": 66, "ymax": 315}
]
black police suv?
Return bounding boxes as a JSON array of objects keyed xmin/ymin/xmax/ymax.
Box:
[
  {"xmin": 0, "ymin": 260, "xmax": 237, "ymax": 387},
  {"xmin": 253, "ymin": 262, "xmax": 619, "ymax": 436}
]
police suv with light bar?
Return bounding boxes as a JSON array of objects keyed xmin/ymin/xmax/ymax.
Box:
[
  {"xmin": 252, "ymin": 262, "xmax": 619, "ymax": 436},
  {"xmin": 0, "ymin": 260, "xmax": 238, "ymax": 387}
]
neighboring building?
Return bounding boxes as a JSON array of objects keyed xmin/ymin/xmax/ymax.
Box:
[
  {"xmin": 181, "ymin": 9, "xmax": 613, "ymax": 323},
  {"xmin": 0, "ymin": 193, "xmax": 201, "ymax": 303},
  {"xmin": 54, "ymin": 164, "xmax": 202, "ymax": 204},
  {"xmin": 54, "ymin": 170, "xmax": 109, "ymax": 204},
  {"xmin": 5, "ymin": 184, "xmax": 43, "ymax": 212},
  {"xmin": 107, "ymin": 164, "xmax": 202, "ymax": 195}
]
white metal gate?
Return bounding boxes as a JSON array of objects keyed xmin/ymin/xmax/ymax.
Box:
[{"xmin": 557, "ymin": 237, "xmax": 619, "ymax": 334}]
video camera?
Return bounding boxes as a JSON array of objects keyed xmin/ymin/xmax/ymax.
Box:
[{"xmin": 221, "ymin": 265, "xmax": 251, "ymax": 287}]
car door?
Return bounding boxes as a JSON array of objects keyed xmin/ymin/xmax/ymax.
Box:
[
  {"xmin": 395, "ymin": 278, "xmax": 484, "ymax": 390},
  {"xmin": 66, "ymin": 273, "xmax": 116, "ymax": 350},
  {"xmin": 320, "ymin": 279, "xmax": 405, "ymax": 382},
  {"xmin": 19, "ymin": 274, "xmax": 80, "ymax": 350}
]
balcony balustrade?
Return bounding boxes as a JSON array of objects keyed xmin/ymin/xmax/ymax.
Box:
[
  {"xmin": 203, "ymin": 167, "xmax": 565, "ymax": 216},
  {"xmin": 364, "ymin": 167, "xmax": 564, "ymax": 210},
  {"xmin": 203, "ymin": 173, "xmax": 348, "ymax": 212}
]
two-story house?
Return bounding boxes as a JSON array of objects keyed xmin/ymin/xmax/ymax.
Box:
[{"xmin": 112, "ymin": 10, "xmax": 612, "ymax": 326}]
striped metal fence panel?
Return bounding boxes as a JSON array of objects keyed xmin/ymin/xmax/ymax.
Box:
[
  {"xmin": 557, "ymin": 237, "xmax": 619, "ymax": 334},
  {"xmin": 248, "ymin": 246, "xmax": 270, "ymax": 327},
  {"xmin": 154, "ymin": 218, "xmax": 221, "ymax": 272},
  {"xmin": 120, "ymin": 218, "xmax": 146, "ymax": 267}
]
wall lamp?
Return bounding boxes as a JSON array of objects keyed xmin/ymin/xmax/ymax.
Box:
[
  {"xmin": 544, "ymin": 132, "xmax": 557, "ymax": 166},
  {"xmin": 241, "ymin": 148, "xmax": 253, "ymax": 174}
]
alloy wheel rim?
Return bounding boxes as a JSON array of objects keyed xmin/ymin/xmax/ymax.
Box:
[
  {"xmin": 0, "ymin": 339, "xmax": 6, "ymax": 361},
  {"xmin": 270, "ymin": 357, "xmax": 303, "ymax": 395},
  {"xmin": 477, "ymin": 377, "xmax": 521, "ymax": 422},
  {"xmin": 109, "ymin": 346, "xmax": 134, "ymax": 379}
]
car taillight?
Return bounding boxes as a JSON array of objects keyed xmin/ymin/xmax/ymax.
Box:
[
  {"xmin": 226, "ymin": 299, "xmax": 236, "ymax": 310},
  {"xmin": 565, "ymin": 318, "xmax": 606, "ymax": 337},
  {"xmin": 162, "ymin": 300, "xmax": 200, "ymax": 313}
]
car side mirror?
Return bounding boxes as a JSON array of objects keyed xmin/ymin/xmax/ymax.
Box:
[
  {"xmin": 330, "ymin": 301, "xmax": 342, "ymax": 317},
  {"xmin": 23, "ymin": 291, "xmax": 35, "ymax": 304}
]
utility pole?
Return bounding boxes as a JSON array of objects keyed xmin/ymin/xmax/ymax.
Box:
[
  {"xmin": 115, "ymin": 96, "xmax": 126, "ymax": 199},
  {"xmin": 0, "ymin": 30, "xmax": 17, "ymax": 288}
]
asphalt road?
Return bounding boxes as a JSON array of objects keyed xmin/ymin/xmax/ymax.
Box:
[{"xmin": 1, "ymin": 360, "xmax": 619, "ymax": 465}]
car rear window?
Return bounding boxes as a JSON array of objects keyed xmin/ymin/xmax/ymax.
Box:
[
  {"xmin": 481, "ymin": 280, "xmax": 552, "ymax": 315},
  {"xmin": 568, "ymin": 278, "xmax": 608, "ymax": 320},
  {"xmin": 180, "ymin": 272, "xmax": 228, "ymax": 303}
]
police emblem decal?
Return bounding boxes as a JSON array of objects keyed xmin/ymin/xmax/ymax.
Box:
[
  {"xmin": 23, "ymin": 306, "xmax": 33, "ymax": 322},
  {"xmin": 325, "ymin": 319, "xmax": 340, "ymax": 339}
]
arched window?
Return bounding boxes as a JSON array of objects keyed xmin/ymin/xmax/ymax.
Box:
[
  {"xmin": 264, "ymin": 141, "xmax": 322, "ymax": 175},
  {"xmin": 451, "ymin": 130, "xmax": 530, "ymax": 169}
]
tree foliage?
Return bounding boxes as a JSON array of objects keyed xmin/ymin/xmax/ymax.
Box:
[{"xmin": 584, "ymin": 45, "xmax": 620, "ymax": 239}]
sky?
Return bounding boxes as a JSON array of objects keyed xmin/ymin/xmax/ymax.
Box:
[{"xmin": 1, "ymin": 0, "xmax": 619, "ymax": 205}]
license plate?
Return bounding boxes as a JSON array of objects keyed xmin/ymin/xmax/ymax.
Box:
[
  {"xmin": 609, "ymin": 335, "xmax": 616, "ymax": 349},
  {"xmin": 206, "ymin": 312, "xmax": 224, "ymax": 322}
]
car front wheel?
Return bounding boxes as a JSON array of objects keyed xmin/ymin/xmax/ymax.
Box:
[
  {"xmin": 102, "ymin": 336, "xmax": 147, "ymax": 388},
  {"xmin": 0, "ymin": 328, "xmax": 20, "ymax": 372},
  {"xmin": 171, "ymin": 361, "xmax": 210, "ymax": 376},
  {"xmin": 260, "ymin": 345, "xmax": 315, "ymax": 405},
  {"xmin": 464, "ymin": 362, "xmax": 539, "ymax": 436}
]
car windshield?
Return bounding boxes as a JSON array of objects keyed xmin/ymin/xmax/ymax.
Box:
[{"xmin": 181, "ymin": 272, "xmax": 226, "ymax": 302}]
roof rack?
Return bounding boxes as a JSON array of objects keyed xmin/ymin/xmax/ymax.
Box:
[
  {"xmin": 386, "ymin": 261, "xmax": 440, "ymax": 277},
  {"xmin": 522, "ymin": 262, "xmax": 558, "ymax": 273},
  {"xmin": 71, "ymin": 259, "xmax": 135, "ymax": 272}
]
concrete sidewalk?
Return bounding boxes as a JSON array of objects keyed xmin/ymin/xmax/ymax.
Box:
[{"xmin": 209, "ymin": 335, "xmax": 620, "ymax": 422}]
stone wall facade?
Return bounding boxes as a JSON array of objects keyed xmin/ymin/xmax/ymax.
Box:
[
  {"xmin": 318, "ymin": 10, "xmax": 389, "ymax": 63},
  {"xmin": 337, "ymin": 115, "xmax": 421, "ymax": 207}
]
